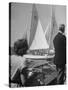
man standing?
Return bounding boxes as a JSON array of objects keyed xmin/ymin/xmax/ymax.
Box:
[{"xmin": 53, "ymin": 24, "xmax": 66, "ymax": 84}]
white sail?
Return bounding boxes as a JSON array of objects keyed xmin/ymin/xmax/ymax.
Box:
[
  {"xmin": 45, "ymin": 21, "xmax": 51, "ymax": 45},
  {"xmin": 45, "ymin": 6, "xmax": 58, "ymax": 51},
  {"xmin": 29, "ymin": 19, "xmax": 49, "ymax": 50}
]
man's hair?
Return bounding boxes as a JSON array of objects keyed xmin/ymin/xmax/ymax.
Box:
[{"xmin": 59, "ymin": 24, "xmax": 65, "ymax": 33}]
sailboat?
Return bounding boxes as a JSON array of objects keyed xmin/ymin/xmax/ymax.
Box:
[{"xmin": 24, "ymin": 4, "xmax": 54, "ymax": 59}]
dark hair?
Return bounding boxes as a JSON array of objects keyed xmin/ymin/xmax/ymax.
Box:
[
  {"xmin": 59, "ymin": 24, "xmax": 65, "ymax": 33},
  {"xmin": 14, "ymin": 39, "xmax": 28, "ymax": 56}
]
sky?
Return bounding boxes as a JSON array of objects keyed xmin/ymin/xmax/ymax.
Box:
[{"xmin": 11, "ymin": 3, "xmax": 66, "ymax": 47}]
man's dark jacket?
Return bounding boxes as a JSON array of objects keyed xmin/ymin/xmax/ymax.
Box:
[{"xmin": 53, "ymin": 32, "xmax": 66, "ymax": 67}]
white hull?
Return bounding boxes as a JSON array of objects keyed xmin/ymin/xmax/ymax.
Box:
[{"xmin": 23, "ymin": 54, "xmax": 54, "ymax": 60}]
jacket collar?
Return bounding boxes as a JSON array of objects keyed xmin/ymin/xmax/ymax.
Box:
[{"xmin": 58, "ymin": 31, "xmax": 64, "ymax": 35}]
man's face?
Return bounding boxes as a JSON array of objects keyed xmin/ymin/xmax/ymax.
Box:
[
  {"xmin": 60, "ymin": 25, "xmax": 65, "ymax": 33},
  {"xmin": 62, "ymin": 25, "xmax": 65, "ymax": 30}
]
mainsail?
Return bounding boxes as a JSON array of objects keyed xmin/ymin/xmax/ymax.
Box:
[
  {"xmin": 29, "ymin": 19, "xmax": 49, "ymax": 50},
  {"xmin": 45, "ymin": 6, "xmax": 58, "ymax": 51},
  {"xmin": 27, "ymin": 4, "xmax": 49, "ymax": 51}
]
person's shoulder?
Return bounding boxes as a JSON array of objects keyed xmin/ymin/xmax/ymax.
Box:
[
  {"xmin": 58, "ymin": 32, "xmax": 65, "ymax": 38},
  {"xmin": 54, "ymin": 33, "xmax": 60, "ymax": 39},
  {"xmin": 56, "ymin": 32, "xmax": 61, "ymax": 37},
  {"xmin": 63, "ymin": 35, "xmax": 66, "ymax": 41},
  {"xmin": 63, "ymin": 34, "xmax": 66, "ymax": 38}
]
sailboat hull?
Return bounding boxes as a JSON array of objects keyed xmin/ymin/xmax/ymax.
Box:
[{"xmin": 23, "ymin": 54, "xmax": 54, "ymax": 60}]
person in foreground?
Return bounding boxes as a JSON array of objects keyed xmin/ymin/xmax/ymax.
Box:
[
  {"xmin": 53, "ymin": 24, "xmax": 66, "ymax": 84},
  {"xmin": 9, "ymin": 39, "xmax": 28, "ymax": 87}
]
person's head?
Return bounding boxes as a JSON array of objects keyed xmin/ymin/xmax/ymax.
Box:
[
  {"xmin": 14, "ymin": 39, "xmax": 28, "ymax": 56},
  {"xmin": 59, "ymin": 24, "xmax": 65, "ymax": 33}
]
